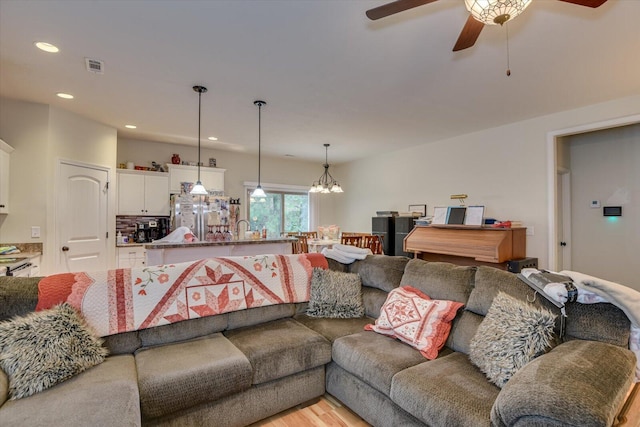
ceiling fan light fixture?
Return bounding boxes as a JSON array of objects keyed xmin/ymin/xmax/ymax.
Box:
[{"xmin": 464, "ymin": 0, "xmax": 532, "ymax": 25}]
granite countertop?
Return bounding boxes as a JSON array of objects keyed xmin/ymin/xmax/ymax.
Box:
[
  {"xmin": 144, "ymin": 238, "xmax": 297, "ymax": 249},
  {"xmin": 116, "ymin": 243, "xmax": 145, "ymax": 248}
]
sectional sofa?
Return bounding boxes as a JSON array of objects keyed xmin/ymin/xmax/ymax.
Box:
[{"xmin": 0, "ymin": 254, "xmax": 637, "ymax": 427}]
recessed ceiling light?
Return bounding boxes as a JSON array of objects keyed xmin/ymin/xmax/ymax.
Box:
[
  {"xmin": 208, "ymin": 136, "xmax": 218, "ymax": 141},
  {"xmin": 125, "ymin": 124, "xmax": 137, "ymax": 129},
  {"xmin": 34, "ymin": 42, "xmax": 59, "ymax": 53},
  {"xmin": 56, "ymin": 92, "xmax": 74, "ymax": 99}
]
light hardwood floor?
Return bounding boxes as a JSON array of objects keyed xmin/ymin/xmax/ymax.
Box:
[
  {"xmin": 251, "ymin": 384, "xmax": 640, "ymax": 427},
  {"xmin": 249, "ymin": 394, "xmax": 370, "ymax": 427}
]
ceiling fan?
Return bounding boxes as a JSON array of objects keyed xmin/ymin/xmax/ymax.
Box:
[{"xmin": 366, "ymin": 0, "xmax": 608, "ymax": 51}]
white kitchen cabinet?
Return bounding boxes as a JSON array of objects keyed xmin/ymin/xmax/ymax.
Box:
[
  {"xmin": 167, "ymin": 164, "xmax": 225, "ymax": 194},
  {"xmin": 117, "ymin": 246, "xmax": 146, "ymax": 268},
  {"xmin": 0, "ymin": 139, "xmax": 15, "ymax": 214},
  {"xmin": 117, "ymin": 170, "xmax": 169, "ymax": 215}
]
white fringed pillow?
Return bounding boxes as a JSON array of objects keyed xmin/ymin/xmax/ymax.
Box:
[
  {"xmin": 0, "ymin": 303, "xmax": 108, "ymax": 399},
  {"xmin": 469, "ymin": 292, "xmax": 556, "ymax": 388}
]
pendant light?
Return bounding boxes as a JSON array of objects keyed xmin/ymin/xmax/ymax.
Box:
[
  {"xmin": 309, "ymin": 144, "xmax": 343, "ymax": 194},
  {"xmin": 190, "ymin": 85, "xmax": 208, "ymax": 196},
  {"xmin": 251, "ymin": 100, "xmax": 267, "ymax": 198}
]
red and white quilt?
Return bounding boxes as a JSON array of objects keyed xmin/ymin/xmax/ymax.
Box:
[{"xmin": 37, "ymin": 253, "xmax": 327, "ymax": 336}]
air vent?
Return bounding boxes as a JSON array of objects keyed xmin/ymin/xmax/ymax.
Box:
[{"xmin": 85, "ymin": 57, "xmax": 104, "ymax": 74}]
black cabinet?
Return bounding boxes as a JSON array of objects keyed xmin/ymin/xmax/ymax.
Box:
[
  {"xmin": 372, "ymin": 216, "xmax": 415, "ymax": 256},
  {"xmin": 395, "ymin": 217, "xmax": 416, "ymax": 257}
]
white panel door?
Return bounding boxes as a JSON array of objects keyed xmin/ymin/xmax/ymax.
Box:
[{"xmin": 57, "ymin": 161, "xmax": 109, "ymax": 273}]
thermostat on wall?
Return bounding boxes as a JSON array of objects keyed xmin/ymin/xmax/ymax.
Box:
[
  {"xmin": 603, "ymin": 206, "xmax": 622, "ymax": 217},
  {"xmin": 590, "ymin": 200, "xmax": 600, "ymax": 208}
]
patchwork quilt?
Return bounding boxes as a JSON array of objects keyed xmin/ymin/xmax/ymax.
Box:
[{"xmin": 36, "ymin": 253, "xmax": 328, "ymax": 336}]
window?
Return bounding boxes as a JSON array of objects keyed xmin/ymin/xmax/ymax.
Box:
[{"xmin": 247, "ymin": 188, "xmax": 311, "ymax": 237}]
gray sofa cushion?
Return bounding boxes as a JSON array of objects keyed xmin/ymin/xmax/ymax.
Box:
[
  {"xmin": 293, "ymin": 313, "xmax": 373, "ymax": 342},
  {"xmin": 226, "ymin": 303, "xmax": 296, "ymax": 330},
  {"xmin": 0, "ymin": 355, "xmax": 141, "ymax": 427},
  {"xmin": 135, "ymin": 333, "xmax": 252, "ymax": 419},
  {"xmin": 564, "ymin": 302, "xmax": 630, "ymax": 346},
  {"xmin": 467, "ymin": 266, "xmax": 543, "ymax": 316},
  {"xmin": 391, "ymin": 352, "xmax": 500, "ymax": 427},
  {"xmin": 138, "ymin": 314, "xmax": 228, "ymax": 347},
  {"xmin": 349, "ymin": 255, "xmax": 409, "ymax": 292},
  {"xmin": 332, "ymin": 330, "xmax": 431, "ymax": 396},
  {"xmin": 362, "ymin": 286, "xmax": 388, "ymax": 319},
  {"xmin": 400, "ymin": 259, "xmax": 475, "ymax": 303},
  {"xmin": 446, "ymin": 310, "xmax": 484, "ymax": 355},
  {"xmin": 102, "ymin": 330, "xmax": 141, "ymax": 355},
  {"xmin": 0, "ymin": 276, "xmax": 40, "ymax": 321},
  {"xmin": 224, "ymin": 318, "xmax": 331, "ymax": 385},
  {"xmin": 491, "ymin": 339, "xmax": 636, "ymax": 427}
]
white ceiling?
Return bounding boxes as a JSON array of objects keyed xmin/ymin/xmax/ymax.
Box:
[{"xmin": 1, "ymin": 0, "xmax": 639, "ymax": 163}]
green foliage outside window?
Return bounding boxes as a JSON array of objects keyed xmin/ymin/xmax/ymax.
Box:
[{"xmin": 248, "ymin": 190, "xmax": 309, "ymax": 237}]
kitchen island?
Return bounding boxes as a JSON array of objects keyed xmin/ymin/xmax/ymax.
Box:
[{"xmin": 144, "ymin": 238, "xmax": 296, "ymax": 265}]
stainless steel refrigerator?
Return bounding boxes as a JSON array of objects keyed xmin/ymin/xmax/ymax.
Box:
[{"xmin": 170, "ymin": 192, "xmax": 230, "ymax": 241}]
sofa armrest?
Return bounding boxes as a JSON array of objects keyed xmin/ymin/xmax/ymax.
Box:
[
  {"xmin": 491, "ymin": 339, "xmax": 636, "ymax": 427},
  {"xmin": 0, "ymin": 368, "xmax": 8, "ymax": 407}
]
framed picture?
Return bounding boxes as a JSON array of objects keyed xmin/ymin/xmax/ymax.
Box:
[
  {"xmin": 408, "ymin": 204, "xmax": 427, "ymax": 216},
  {"xmin": 432, "ymin": 207, "xmax": 447, "ymax": 225},
  {"xmin": 464, "ymin": 205, "xmax": 485, "ymax": 226},
  {"xmin": 446, "ymin": 206, "xmax": 466, "ymax": 225}
]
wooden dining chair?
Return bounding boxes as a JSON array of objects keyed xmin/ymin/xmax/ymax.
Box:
[
  {"xmin": 292, "ymin": 235, "xmax": 309, "ymax": 254},
  {"xmin": 341, "ymin": 235, "xmax": 363, "ymax": 247},
  {"xmin": 363, "ymin": 234, "xmax": 384, "ymax": 254}
]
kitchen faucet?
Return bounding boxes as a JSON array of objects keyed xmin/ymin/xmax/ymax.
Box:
[{"xmin": 235, "ymin": 219, "xmax": 251, "ymax": 239}]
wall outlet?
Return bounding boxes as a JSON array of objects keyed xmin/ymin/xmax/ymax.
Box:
[
  {"xmin": 526, "ymin": 226, "xmax": 534, "ymax": 236},
  {"xmin": 31, "ymin": 226, "xmax": 40, "ymax": 238}
]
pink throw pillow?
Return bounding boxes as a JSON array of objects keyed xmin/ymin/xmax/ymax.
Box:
[{"xmin": 365, "ymin": 286, "xmax": 464, "ymax": 359}]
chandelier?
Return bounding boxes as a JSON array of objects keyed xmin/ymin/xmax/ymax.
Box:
[
  {"xmin": 464, "ymin": 0, "xmax": 532, "ymax": 26},
  {"xmin": 309, "ymin": 144, "xmax": 343, "ymax": 194}
]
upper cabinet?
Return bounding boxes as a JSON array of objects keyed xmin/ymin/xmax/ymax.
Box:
[
  {"xmin": 0, "ymin": 139, "xmax": 15, "ymax": 214},
  {"xmin": 117, "ymin": 169, "xmax": 170, "ymax": 216},
  {"xmin": 167, "ymin": 164, "xmax": 225, "ymax": 194}
]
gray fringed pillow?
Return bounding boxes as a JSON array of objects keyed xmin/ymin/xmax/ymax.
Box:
[
  {"xmin": 307, "ymin": 268, "xmax": 364, "ymax": 318},
  {"xmin": 469, "ymin": 292, "xmax": 556, "ymax": 388},
  {"xmin": 0, "ymin": 303, "xmax": 108, "ymax": 399}
]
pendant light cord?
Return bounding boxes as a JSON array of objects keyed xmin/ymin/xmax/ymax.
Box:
[
  {"xmin": 258, "ymin": 103, "xmax": 261, "ymax": 185},
  {"xmin": 505, "ymin": 22, "xmax": 511, "ymax": 77},
  {"xmin": 197, "ymin": 90, "xmax": 202, "ymax": 181}
]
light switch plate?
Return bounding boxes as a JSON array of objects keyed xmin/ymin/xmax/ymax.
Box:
[{"xmin": 31, "ymin": 226, "xmax": 40, "ymax": 238}]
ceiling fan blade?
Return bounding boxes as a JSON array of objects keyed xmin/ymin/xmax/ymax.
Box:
[
  {"xmin": 452, "ymin": 15, "xmax": 484, "ymax": 52},
  {"xmin": 366, "ymin": 0, "xmax": 439, "ymax": 21},
  {"xmin": 556, "ymin": 0, "xmax": 608, "ymax": 7}
]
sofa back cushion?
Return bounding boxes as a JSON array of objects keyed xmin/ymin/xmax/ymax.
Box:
[
  {"xmin": 226, "ymin": 304, "xmax": 296, "ymax": 330},
  {"xmin": 0, "ymin": 277, "xmax": 40, "ymax": 321},
  {"xmin": 400, "ymin": 259, "xmax": 475, "ymax": 304},
  {"xmin": 349, "ymin": 255, "xmax": 409, "ymax": 293},
  {"xmin": 139, "ymin": 313, "xmax": 229, "ymax": 347}
]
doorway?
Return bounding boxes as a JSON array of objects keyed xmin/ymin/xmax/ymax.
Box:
[
  {"xmin": 55, "ymin": 160, "xmax": 110, "ymax": 273},
  {"xmin": 547, "ymin": 114, "xmax": 640, "ymax": 271}
]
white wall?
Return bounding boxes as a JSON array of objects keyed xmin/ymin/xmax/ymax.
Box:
[
  {"xmin": 567, "ymin": 123, "xmax": 639, "ymax": 290},
  {"xmin": 0, "ymin": 97, "xmax": 118, "ymax": 274},
  {"xmin": 335, "ymin": 95, "xmax": 640, "ymax": 276},
  {"xmin": 0, "ymin": 98, "xmax": 50, "ymax": 244}
]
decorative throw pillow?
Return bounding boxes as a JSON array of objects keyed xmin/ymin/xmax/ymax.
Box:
[
  {"xmin": 306, "ymin": 268, "xmax": 365, "ymax": 318},
  {"xmin": 365, "ymin": 286, "xmax": 464, "ymax": 359},
  {"xmin": 469, "ymin": 291, "xmax": 556, "ymax": 388},
  {"xmin": 0, "ymin": 303, "xmax": 108, "ymax": 400}
]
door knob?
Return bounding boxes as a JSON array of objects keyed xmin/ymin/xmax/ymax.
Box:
[
  {"xmin": 560, "ymin": 242, "xmax": 567, "ymax": 247},
  {"xmin": 62, "ymin": 246, "xmax": 69, "ymax": 251}
]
